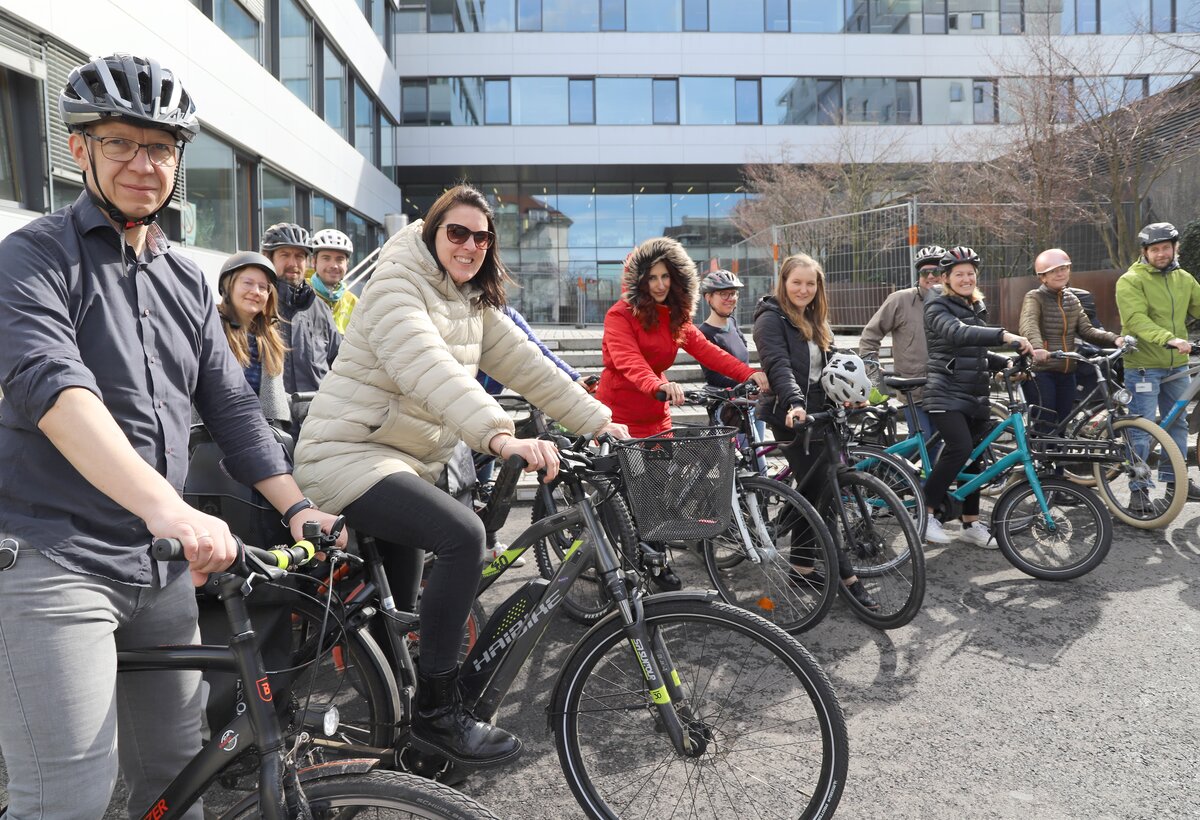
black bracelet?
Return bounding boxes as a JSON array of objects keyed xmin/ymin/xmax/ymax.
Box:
[{"xmin": 281, "ymin": 497, "xmax": 316, "ymax": 527}]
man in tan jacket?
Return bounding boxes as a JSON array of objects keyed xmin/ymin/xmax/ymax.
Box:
[{"xmin": 859, "ymin": 244, "xmax": 946, "ymax": 448}]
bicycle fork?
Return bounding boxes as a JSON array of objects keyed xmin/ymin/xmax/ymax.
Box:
[{"xmin": 730, "ymin": 482, "xmax": 772, "ymax": 563}]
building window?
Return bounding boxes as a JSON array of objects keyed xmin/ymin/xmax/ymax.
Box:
[
  {"xmin": 653, "ymin": 79, "xmax": 679, "ymax": 124},
  {"xmin": 235, "ymin": 156, "xmax": 257, "ymax": 251},
  {"xmin": 324, "ymin": 43, "xmax": 348, "ymax": 140},
  {"xmin": 370, "ymin": 0, "xmax": 388, "ymax": 49},
  {"xmin": 215, "ymin": 0, "xmax": 261, "ymax": 62},
  {"xmin": 681, "ymin": 77, "xmax": 736, "ymax": 125},
  {"xmin": 279, "ymin": 0, "xmax": 313, "ymax": 108},
  {"xmin": 261, "ymin": 167, "xmax": 297, "ymax": 229},
  {"xmin": 186, "ymin": 132, "xmax": 238, "ymax": 252},
  {"xmin": 762, "ymin": 77, "xmax": 842, "ymax": 124},
  {"xmin": 683, "ymin": 0, "xmax": 708, "ymax": 31},
  {"xmin": 545, "ymin": 0, "xmax": 597, "ymax": 30},
  {"xmin": 843, "ymin": 78, "xmax": 919, "ymax": 124},
  {"xmin": 766, "ymin": 0, "xmax": 790, "ymax": 31},
  {"xmin": 792, "ymin": 0, "xmax": 843, "ymax": 31},
  {"xmin": 480, "ymin": 0, "xmax": 516, "ymax": 30},
  {"xmin": 597, "ymin": 78, "xmax": 653, "ymax": 124},
  {"xmin": 600, "ymin": 0, "xmax": 625, "ymax": 30},
  {"xmin": 628, "ymin": 0, "xmax": 682, "ymax": 31},
  {"xmin": 1000, "ymin": 0, "xmax": 1023, "ymax": 32},
  {"xmin": 735, "ymin": 79, "xmax": 761, "ymax": 124},
  {"xmin": 380, "ymin": 113, "xmax": 397, "ymax": 182},
  {"xmin": 921, "ymin": 77, "xmax": 972, "ymax": 124},
  {"xmin": 569, "ymin": 79, "xmax": 595, "ymax": 124},
  {"xmin": 396, "ymin": 0, "xmax": 428, "ymax": 32},
  {"xmin": 923, "ymin": 0, "xmax": 947, "ymax": 33},
  {"xmin": 485, "ymin": 79, "xmax": 511, "ymax": 124},
  {"xmin": 354, "ymin": 81, "xmax": 376, "ymax": 163},
  {"xmin": 402, "ymin": 79, "xmax": 428, "ymax": 125},
  {"xmin": 345, "ymin": 211, "xmax": 371, "ymax": 258},
  {"xmin": 428, "ymin": 0, "xmax": 455, "ymax": 32},
  {"xmin": 517, "ymin": 0, "xmax": 542, "ymax": 30},
  {"xmin": 1101, "ymin": 0, "xmax": 1150, "ymax": 33},
  {"xmin": 973, "ymin": 79, "xmax": 998, "ymax": 123},
  {"xmin": 512, "ymin": 77, "xmax": 568, "ymax": 125},
  {"xmin": 311, "ymin": 193, "xmax": 337, "ymax": 232},
  {"xmin": 0, "ymin": 67, "xmax": 45, "ymax": 212}
]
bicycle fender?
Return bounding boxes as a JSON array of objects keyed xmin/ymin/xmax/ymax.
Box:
[
  {"xmin": 217, "ymin": 760, "xmax": 382, "ymax": 818},
  {"xmin": 544, "ymin": 590, "xmax": 719, "ymax": 731}
]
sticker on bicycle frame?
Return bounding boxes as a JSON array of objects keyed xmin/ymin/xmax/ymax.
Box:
[
  {"xmin": 142, "ymin": 799, "xmax": 169, "ymax": 820},
  {"xmin": 1134, "ymin": 381, "xmax": 1153, "ymax": 392},
  {"xmin": 650, "ymin": 685, "xmax": 671, "ymax": 704},
  {"xmin": 671, "ymin": 670, "xmax": 682, "ymax": 687},
  {"xmin": 219, "ymin": 730, "xmax": 239, "ymax": 752},
  {"xmin": 563, "ymin": 538, "xmax": 584, "ymax": 560},
  {"xmin": 256, "ymin": 676, "xmax": 272, "ymax": 702}
]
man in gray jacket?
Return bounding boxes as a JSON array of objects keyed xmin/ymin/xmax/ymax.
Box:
[{"xmin": 859, "ymin": 245, "xmax": 945, "ymax": 448}]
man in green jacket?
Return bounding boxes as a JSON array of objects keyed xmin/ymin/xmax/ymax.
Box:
[{"xmin": 1115, "ymin": 222, "xmax": 1200, "ymax": 507}]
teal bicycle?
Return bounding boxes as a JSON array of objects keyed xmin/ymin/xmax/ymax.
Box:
[{"xmin": 873, "ymin": 351, "xmax": 1115, "ymax": 580}]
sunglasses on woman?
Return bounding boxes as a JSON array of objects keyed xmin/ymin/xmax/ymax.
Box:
[{"xmin": 440, "ymin": 223, "xmax": 496, "ymax": 250}]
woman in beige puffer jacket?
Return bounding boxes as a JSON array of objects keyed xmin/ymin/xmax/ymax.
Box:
[{"xmin": 294, "ymin": 184, "xmax": 623, "ymax": 767}]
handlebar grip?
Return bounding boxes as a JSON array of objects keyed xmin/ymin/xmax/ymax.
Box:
[
  {"xmin": 151, "ymin": 537, "xmax": 317, "ymax": 570},
  {"xmin": 654, "ymin": 389, "xmax": 667, "ymax": 401},
  {"xmin": 152, "ymin": 537, "xmax": 186, "ymax": 561},
  {"xmin": 1009, "ymin": 340, "xmax": 1024, "ymax": 352}
]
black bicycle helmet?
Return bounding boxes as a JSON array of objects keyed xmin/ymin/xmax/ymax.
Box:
[
  {"xmin": 218, "ymin": 251, "xmax": 278, "ymax": 297},
  {"xmin": 59, "ymin": 54, "xmax": 199, "ymax": 142},
  {"xmin": 700, "ymin": 269, "xmax": 744, "ymax": 294},
  {"xmin": 1137, "ymin": 222, "xmax": 1179, "ymax": 247},
  {"xmin": 914, "ymin": 245, "xmax": 947, "ymax": 270},
  {"xmin": 261, "ymin": 222, "xmax": 312, "ymax": 254},
  {"xmin": 939, "ymin": 246, "xmax": 982, "ymax": 272}
]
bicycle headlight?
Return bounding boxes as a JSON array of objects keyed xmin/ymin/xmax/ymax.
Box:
[
  {"xmin": 322, "ymin": 706, "xmax": 341, "ymax": 737},
  {"xmin": 1112, "ymin": 388, "xmax": 1133, "ymax": 406}
]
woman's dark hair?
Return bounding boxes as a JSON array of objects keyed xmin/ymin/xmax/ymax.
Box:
[
  {"xmin": 421, "ymin": 184, "xmax": 509, "ymax": 309},
  {"xmin": 624, "ymin": 237, "xmax": 697, "ymax": 343}
]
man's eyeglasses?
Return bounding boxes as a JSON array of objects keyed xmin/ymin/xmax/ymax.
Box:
[
  {"xmin": 85, "ymin": 133, "xmax": 181, "ymax": 167},
  {"xmin": 441, "ymin": 224, "xmax": 496, "ymax": 250},
  {"xmin": 918, "ymin": 267, "xmax": 942, "ymax": 277}
]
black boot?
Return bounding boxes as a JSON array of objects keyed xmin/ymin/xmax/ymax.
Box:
[{"xmin": 413, "ymin": 668, "xmax": 522, "ymax": 766}]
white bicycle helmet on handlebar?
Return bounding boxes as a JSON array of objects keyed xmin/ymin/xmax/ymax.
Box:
[{"xmin": 820, "ymin": 352, "xmax": 873, "ymax": 405}]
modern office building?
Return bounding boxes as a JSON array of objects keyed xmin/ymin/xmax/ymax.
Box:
[{"xmin": 1, "ymin": 1, "xmax": 1197, "ymax": 308}]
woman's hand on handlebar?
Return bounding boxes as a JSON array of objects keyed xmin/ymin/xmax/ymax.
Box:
[
  {"xmin": 286, "ymin": 508, "xmax": 348, "ymax": 550},
  {"xmin": 1002, "ymin": 332, "xmax": 1036, "ymax": 357},
  {"xmin": 502, "ymin": 437, "xmax": 561, "ymax": 480},
  {"xmin": 784, "ymin": 405, "xmax": 807, "ymax": 429},
  {"xmin": 658, "ymin": 381, "xmax": 686, "ymax": 406},
  {"xmin": 1031, "ymin": 348, "xmax": 1051, "ymax": 363},
  {"xmin": 749, "ymin": 371, "xmax": 770, "ymax": 392},
  {"xmin": 145, "ymin": 503, "xmax": 239, "ymax": 586},
  {"xmin": 597, "ymin": 421, "xmax": 630, "ymax": 440}
]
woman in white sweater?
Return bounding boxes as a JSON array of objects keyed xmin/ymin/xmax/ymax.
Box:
[{"xmin": 295, "ymin": 184, "xmax": 625, "ymax": 766}]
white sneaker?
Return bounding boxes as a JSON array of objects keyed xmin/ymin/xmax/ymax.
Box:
[
  {"xmin": 925, "ymin": 515, "xmax": 952, "ymax": 545},
  {"xmin": 959, "ymin": 521, "xmax": 997, "ymax": 549},
  {"xmin": 486, "ymin": 544, "xmax": 526, "ymax": 567}
]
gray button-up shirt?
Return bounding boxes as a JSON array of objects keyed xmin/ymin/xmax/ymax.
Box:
[{"xmin": 0, "ymin": 192, "xmax": 291, "ymax": 586}]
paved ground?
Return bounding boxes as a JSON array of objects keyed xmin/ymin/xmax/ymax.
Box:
[{"xmin": 3, "ymin": 499, "xmax": 1198, "ymax": 819}]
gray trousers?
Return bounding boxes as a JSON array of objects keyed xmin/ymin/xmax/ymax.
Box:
[{"xmin": 0, "ymin": 549, "xmax": 204, "ymax": 819}]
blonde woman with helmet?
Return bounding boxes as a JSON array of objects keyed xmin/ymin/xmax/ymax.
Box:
[{"xmin": 217, "ymin": 251, "xmax": 290, "ymax": 426}]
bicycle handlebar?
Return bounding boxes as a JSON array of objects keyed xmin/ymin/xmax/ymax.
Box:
[
  {"xmin": 152, "ymin": 536, "xmax": 319, "ymax": 573},
  {"xmin": 654, "ymin": 379, "xmax": 760, "ymax": 403}
]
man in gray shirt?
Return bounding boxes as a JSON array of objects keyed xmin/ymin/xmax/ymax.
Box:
[{"xmin": 0, "ymin": 54, "xmax": 342, "ymax": 818}]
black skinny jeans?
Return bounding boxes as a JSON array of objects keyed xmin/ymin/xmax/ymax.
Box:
[
  {"xmin": 924, "ymin": 410, "xmax": 990, "ymax": 520},
  {"xmin": 343, "ymin": 472, "xmax": 485, "ymax": 675}
]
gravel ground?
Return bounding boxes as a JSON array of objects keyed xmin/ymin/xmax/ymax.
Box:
[{"xmin": 3, "ymin": 500, "xmax": 1198, "ymax": 819}]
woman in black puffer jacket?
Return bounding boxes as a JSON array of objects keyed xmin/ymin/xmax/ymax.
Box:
[{"xmin": 922, "ymin": 247, "xmax": 1034, "ymax": 548}]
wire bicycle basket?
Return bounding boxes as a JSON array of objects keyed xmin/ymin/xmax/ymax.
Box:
[{"xmin": 612, "ymin": 426, "xmax": 737, "ymax": 541}]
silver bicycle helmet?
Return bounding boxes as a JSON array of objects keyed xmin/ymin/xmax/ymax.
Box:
[
  {"xmin": 311, "ymin": 228, "xmax": 354, "ymax": 256},
  {"xmin": 700, "ymin": 269, "xmax": 744, "ymax": 294},
  {"xmin": 59, "ymin": 54, "xmax": 199, "ymax": 142},
  {"xmin": 261, "ymin": 222, "xmax": 312, "ymax": 254},
  {"xmin": 820, "ymin": 352, "xmax": 873, "ymax": 405},
  {"xmin": 914, "ymin": 245, "xmax": 947, "ymax": 270}
]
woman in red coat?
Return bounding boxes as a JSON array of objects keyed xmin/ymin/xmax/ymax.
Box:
[{"xmin": 597, "ymin": 236, "xmax": 768, "ymax": 589}]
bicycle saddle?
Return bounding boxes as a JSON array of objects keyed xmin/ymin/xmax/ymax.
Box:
[{"xmin": 883, "ymin": 376, "xmax": 927, "ymax": 392}]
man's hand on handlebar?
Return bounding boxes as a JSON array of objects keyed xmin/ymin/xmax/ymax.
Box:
[
  {"xmin": 145, "ymin": 503, "xmax": 240, "ymax": 586},
  {"xmin": 1166, "ymin": 338, "xmax": 1193, "ymax": 354},
  {"xmin": 597, "ymin": 421, "xmax": 630, "ymax": 440},
  {"xmin": 749, "ymin": 371, "xmax": 770, "ymax": 392},
  {"xmin": 1031, "ymin": 348, "xmax": 1051, "ymax": 363},
  {"xmin": 658, "ymin": 381, "xmax": 686, "ymax": 406}
]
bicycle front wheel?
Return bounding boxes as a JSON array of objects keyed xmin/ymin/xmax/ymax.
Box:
[
  {"xmin": 552, "ymin": 598, "xmax": 847, "ymax": 820},
  {"xmin": 830, "ymin": 470, "xmax": 926, "ymax": 630},
  {"xmin": 221, "ymin": 770, "xmax": 501, "ymax": 819},
  {"xmin": 1092, "ymin": 416, "xmax": 1186, "ymax": 529},
  {"xmin": 702, "ymin": 475, "xmax": 838, "ymax": 634},
  {"xmin": 992, "ymin": 476, "xmax": 1113, "ymax": 580},
  {"xmin": 849, "ymin": 444, "xmax": 928, "ymax": 539}
]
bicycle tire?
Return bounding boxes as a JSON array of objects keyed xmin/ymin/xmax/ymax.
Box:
[
  {"xmin": 285, "ymin": 595, "xmax": 400, "ymax": 752},
  {"xmin": 701, "ymin": 475, "xmax": 838, "ymax": 634},
  {"xmin": 1092, "ymin": 416, "xmax": 1187, "ymax": 529},
  {"xmin": 828, "ymin": 470, "xmax": 926, "ymax": 630},
  {"xmin": 221, "ymin": 770, "xmax": 501, "ymax": 819},
  {"xmin": 849, "ymin": 444, "xmax": 928, "ymax": 539},
  {"xmin": 531, "ymin": 476, "xmax": 637, "ymax": 625},
  {"xmin": 992, "ymin": 477, "xmax": 1113, "ymax": 580},
  {"xmin": 551, "ymin": 598, "xmax": 847, "ymax": 820}
]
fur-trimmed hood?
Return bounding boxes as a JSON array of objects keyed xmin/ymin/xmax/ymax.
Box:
[{"xmin": 620, "ymin": 237, "xmax": 699, "ymax": 316}]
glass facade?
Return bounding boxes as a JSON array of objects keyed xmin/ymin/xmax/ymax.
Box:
[
  {"xmin": 280, "ymin": 0, "xmax": 313, "ymax": 107},
  {"xmin": 397, "ymin": 175, "xmax": 750, "ymax": 323},
  {"xmin": 355, "ymin": 81, "xmax": 375, "ymax": 163},
  {"xmin": 187, "ymin": 132, "xmax": 238, "ymax": 253},
  {"xmin": 215, "ymin": 0, "xmax": 260, "ymax": 61},
  {"xmin": 261, "ymin": 167, "xmax": 297, "ymax": 230},
  {"xmin": 324, "ymin": 43, "xmax": 348, "ymax": 140}
]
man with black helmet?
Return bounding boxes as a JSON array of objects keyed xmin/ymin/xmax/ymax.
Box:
[
  {"xmin": 0, "ymin": 54, "xmax": 344, "ymax": 818},
  {"xmin": 859, "ymin": 244, "xmax": 946, "ymax": 449},
  {"xmin": 261, "ymin": 221, "xmax": 342, "ymax": 393},
  {"xmin": 1115, "ymin": 221, "xmax": 1200, "ymax": 507}
]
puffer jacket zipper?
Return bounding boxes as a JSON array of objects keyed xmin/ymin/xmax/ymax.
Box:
[{"xmin": 1056, "ymin": 289, "xmax": 1069, "ymax": 374}]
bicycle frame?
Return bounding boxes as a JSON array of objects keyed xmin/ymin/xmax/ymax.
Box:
[{"xmin": 1152, "ymin": 356, "xmax": 1200, "ymax": 431}]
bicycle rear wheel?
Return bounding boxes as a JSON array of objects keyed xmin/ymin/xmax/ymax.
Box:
[
  {"xmin": 849, "ymin": 444, "xmax": 928, "ymax": 539},
  {"xmin": 551, "ymin": 598, "xmax": 847, "ymax": 820},
  {"xmin": 830, "ymin": 470, "xmax": 926, "ymax": 630},
  {"xmin": 532, "ymin": 476, "xmax": 637, "ymax": 624},
  {"xmin": 221, "ymin": 770, "xmax": 501, "ymax": 819},
  {"xmin": 992, "ymin": 477, "xmax": 1112, "ymax": 580},
  {"xmin": 702, "ymin": 475, "xmax": 838, "ymax": 634}
]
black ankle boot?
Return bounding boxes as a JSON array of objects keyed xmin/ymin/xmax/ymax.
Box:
[{"xmin": 413, "ymin": 668, "xmax": 522, "ymax": 766}]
